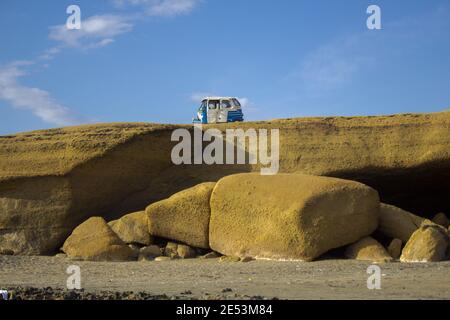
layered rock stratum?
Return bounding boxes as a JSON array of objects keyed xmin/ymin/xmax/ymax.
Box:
[{"xmin": 1, "ymin": 111, "xmax": 449, "ymax": 254}]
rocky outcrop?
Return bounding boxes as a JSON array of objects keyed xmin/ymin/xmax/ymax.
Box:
[
  {"xmin": 345, "ymin": 237, "xmax": 393, "ymax": 263},
  {"xmin": 400, "ymin": 224, "xmax": 449, "ymax": 262},
  {"xmin": 1, "ymin": 111, "xmax": 450, "ymax": 255},
  {"xmin": 0, "ymin": 124, "xmax": 181, "ymax": 255},
  {"xmin": 108, "ymin": 211, "xmax": 152, "ymax": 246},
  {"xmin": 62, "ymin": 217, "xmax": 135, "ymax": 261},
  {"xmin": 146, "ymin": 182, "xmax": 215, "ymax": 249},
  {"xmin": 209, "ymin": 173, "xmax": 379, "ymax": 261},
  {"xmin": 378, "ymin": 203, "xmax": 428, "ymax": 243}
]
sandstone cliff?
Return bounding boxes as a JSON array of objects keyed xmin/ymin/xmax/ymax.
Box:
[{"xmin": 1, "ymin": 111, "xmax": 449, "ymax": 254}]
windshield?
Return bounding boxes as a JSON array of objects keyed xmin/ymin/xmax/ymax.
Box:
[
  {"xmin": 232, "ymin": 98, "xmax": 241, "ymax": 107},
  {"xmin": 198, "ymin": 100, "xmax": 206, "ymax": 111}
]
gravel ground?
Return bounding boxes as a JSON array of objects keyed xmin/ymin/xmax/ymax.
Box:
[{"xmin": 1, "ymin": 255, "xmax": 450, "ymax": 300}]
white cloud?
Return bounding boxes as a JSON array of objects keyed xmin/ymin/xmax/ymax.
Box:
[
  {"xmin": 294, "ymin": 34, "xmax": 374, "ymax": 93},
  {"xmin": 190, "ymin": 92, "xmax": 214, "ymax": 102},
  {"xmin": 236, "ymin": 97, "xmax": 260, "ymax": 113},
  {"xmin": 293, "ymin": 7, "xmax": 450, "ymax": 96},
  {"xmin": 49, "ymin": 14, "xmax": 133, "ymax": 48},
  {"xmin": 0, "ymin": 62, "xmax": 78, "ymax": 126},
  {"xmin": 1, "ymin": 14, "xmax": 132, "ymax": 126},
  {"xmin": 38, "ymin": 47, "xmax": 62, "ymax": 61},
  {"xmin": 2, "ymin": 2, "xmax": 202, "ymax": 128},
  {"xmin": 147, "ymin": 0, "xmax": 201, "ymax": 17},
  {"xmin": 114, "ymin": 0, "xmax": 201, "ymax": 17}
]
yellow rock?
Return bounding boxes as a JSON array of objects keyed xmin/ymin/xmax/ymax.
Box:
[
  {"xmin": 345, "ymin": 237, "xmax": 393, "ymax": 263},
  {"xmin": 400, "ymin": 224, "xmax": 449, "ymax": 262},
  {"xmin": 154, "ymin": 256, "xmax": 172, "ymax": 262},
  {"xmin": 62, "ymin": 217, "xmax": 135, "ymax": 261},
  {"xmin": 109, "ymin": 211, "xmax": 152, "ymax": 245},
  {"xmin": 164, "ymin": 242, "xmax": 179, "ymax": 257},
  {"xmin": 209, "ymin": 173, "xmax": 380, "ymax": 261},
  {"xmin": 219, "ymin": 256, "xmax": 241, "ymax": 263},
  {"xmin": 146, "ymin": 182, "xmax": 216, "ymax": 249},
  {"xmin": 177, "ymin": 244, "xmax": 197, "ymax": 259},
  {"xmin": 378, "ymin": 203, "xmax": 428, "ymax": 243}
]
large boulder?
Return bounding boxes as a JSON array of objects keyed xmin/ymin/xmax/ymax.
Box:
[
  {"xmin": 209, "ymin": 173, "xmax": 380, "ymax": 261},
  {"xmin": 62, "ymin": 217, "xmax": 135, "ymax": 261},
  {"xmin": 400, "ymin": 224, "xmax": 449, "ymax": 263},
  {"xmin": 108, "ymin": 211, "xmax": 152, "ymax": 246},
  {"xmin": 378, "ymin": 203, "xmax": 428, "ymax": 243},
  {"xmin": 345, "ymin": 237, "xmax": 393, "ymax": 263},
  {"xmin": 146, "ymin": 182, "xmax": 216, "ymax": 249}
]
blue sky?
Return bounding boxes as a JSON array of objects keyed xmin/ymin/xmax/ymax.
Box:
[{"xmin": 0, "ymin": 0, "xmax": 449, "ymax": 134}]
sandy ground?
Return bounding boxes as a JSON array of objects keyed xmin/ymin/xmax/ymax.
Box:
[{"xmin": 1, "ymin": 255, "xmax": 450, "ymax": 300}]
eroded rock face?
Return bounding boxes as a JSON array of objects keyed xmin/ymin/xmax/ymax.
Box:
[
  {"xmin": 1, "ymin": 112, "xmax": 450, "ymax": 255},
  {"xmin": 146, "ymin": 182, "xmax": 216, "ymax": 249},
  {"xmin": 62, "ymin": 217, "xmax": 135, "ymax": 261},
  {"xmin": 400, "ymin": 224, "xmax": 449, "ymax": 263},
  {"xmin": 0, "ymin": 124, "xmax": 180, "ymax": 255},
  {"xmin": 0, "ymin": 177, "xmax": 73, "ymax": 255},
  {"xmin": 345, "ymin": 237, "xmax": 393, "ymax": 263},
  {"xmin": 209, "ymin": 173, "xmax": 380, "ymax": 261}
]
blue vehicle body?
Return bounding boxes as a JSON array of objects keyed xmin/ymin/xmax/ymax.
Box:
[
  {"xmin": 192, "ymin": 107, "xmax": 208, "ymax": 124},
  {"xmin": 227, "ymin": 109, "xmax": 244, "ymax": 122}
]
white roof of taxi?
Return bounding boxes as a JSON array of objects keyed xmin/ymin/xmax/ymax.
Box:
[{"xmin": 201, "ymin": 97, "xmax": 238, "ymax": 101}]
